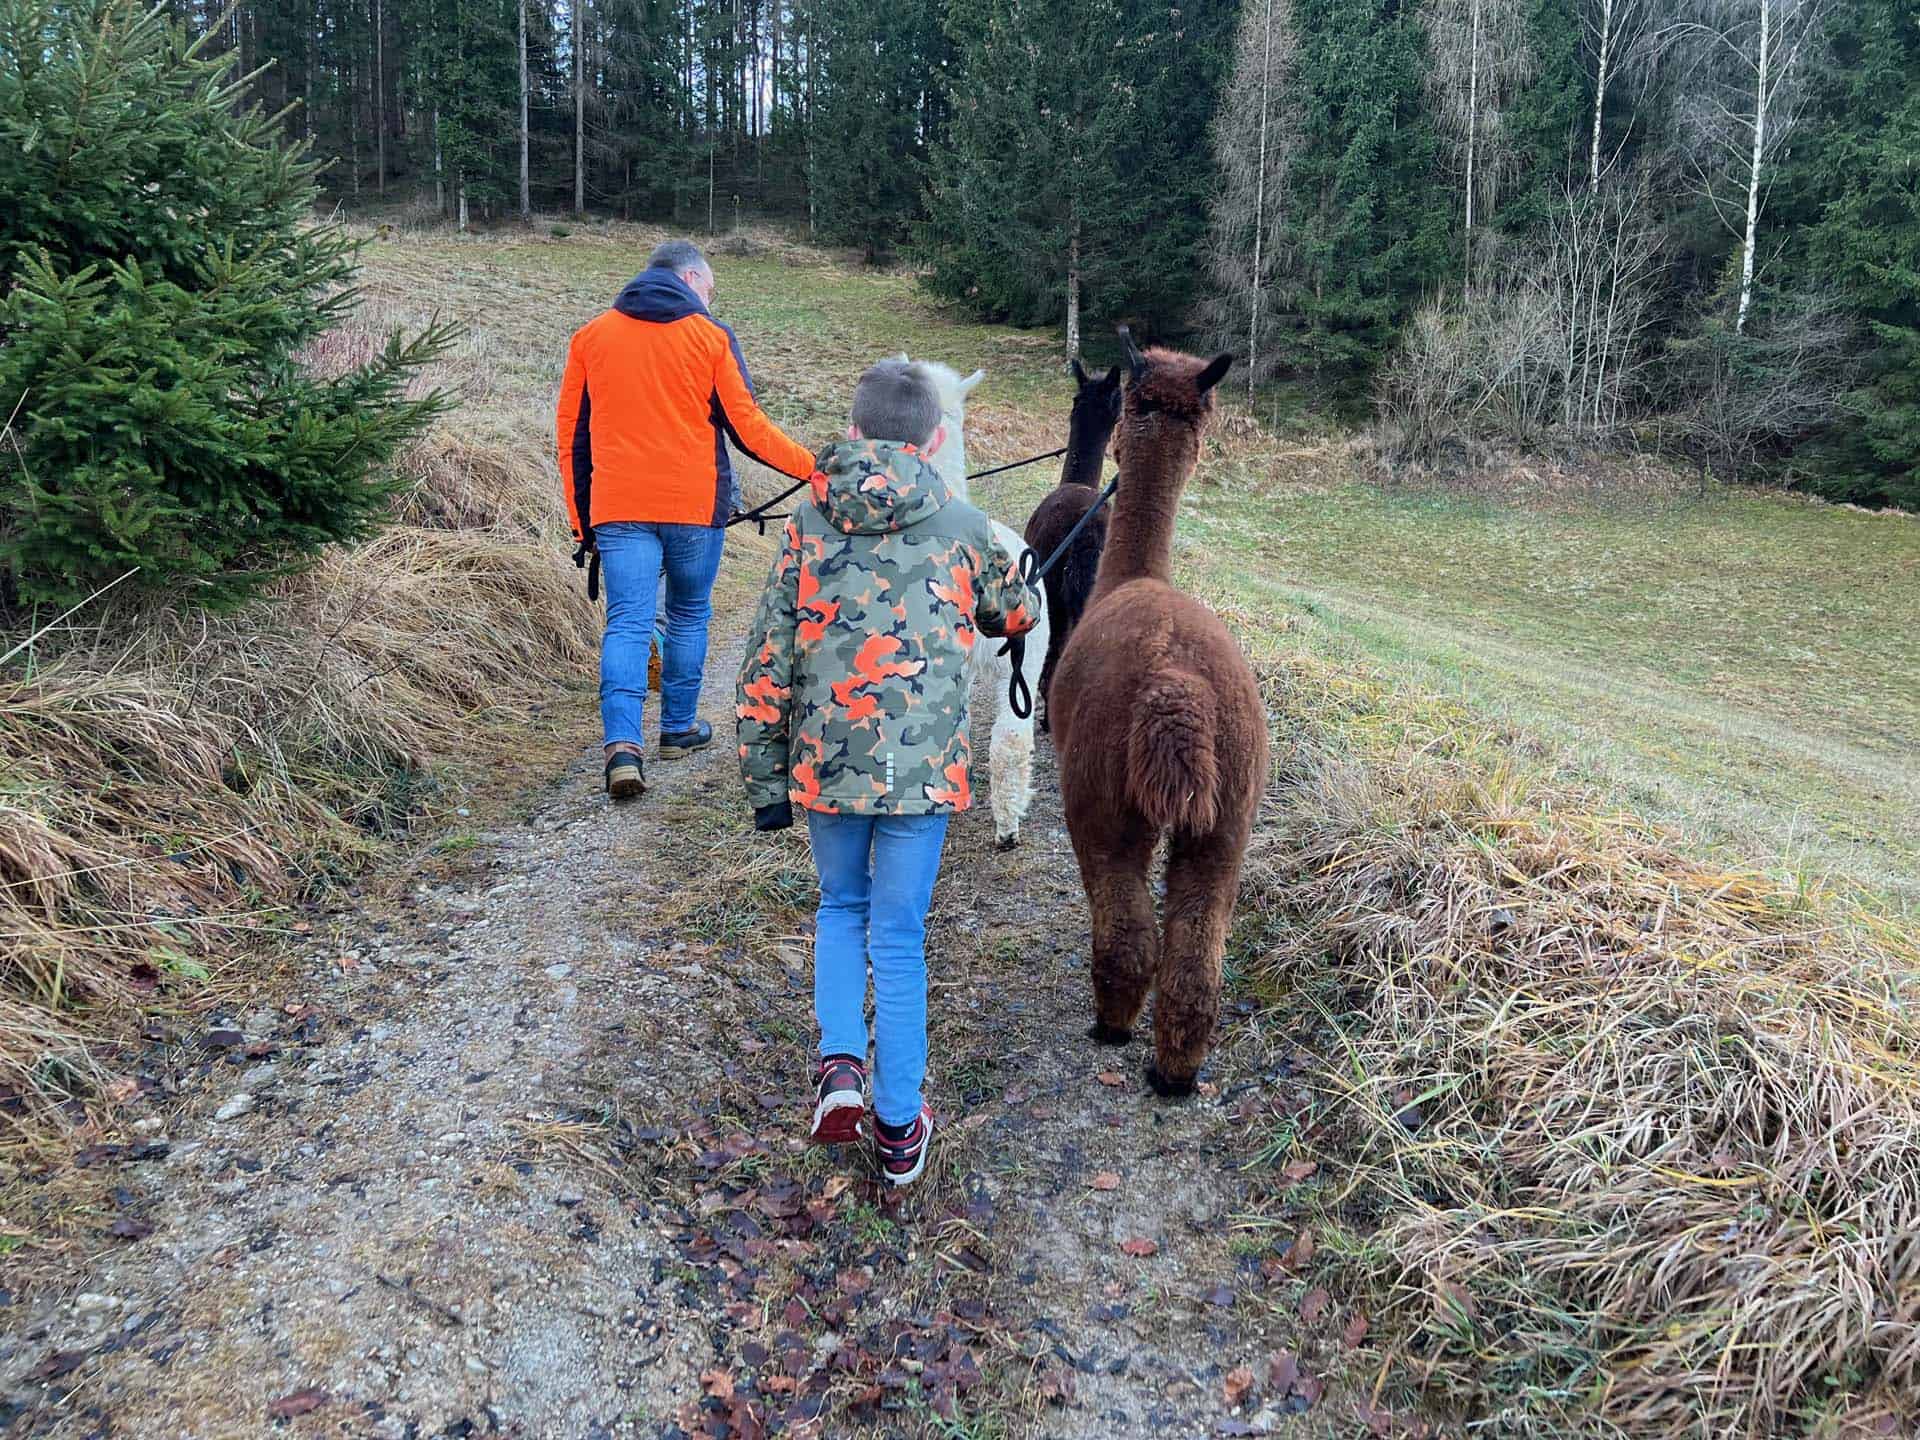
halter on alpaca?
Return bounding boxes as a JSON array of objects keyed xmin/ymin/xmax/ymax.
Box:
[
  {"xmin": 1050, "ymin": 329, "xmax": 1267, "ymax": 1096},
  {"xmin": 907, "ymin": 357, "xmax": 1050, "ymax": 850}
]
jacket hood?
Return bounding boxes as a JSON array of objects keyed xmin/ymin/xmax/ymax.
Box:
[
  {"xmin": 612, "ymin": 267, "xmax": 708, "ymax": 323},
  {"xmin": 810, "ymin": 439, "xmax": 951, "ymax": 535}
]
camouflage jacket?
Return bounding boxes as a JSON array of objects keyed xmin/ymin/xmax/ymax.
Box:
[{"xmin": 736, "ymin": 439, "xmax": 1039, "ymax": 816}]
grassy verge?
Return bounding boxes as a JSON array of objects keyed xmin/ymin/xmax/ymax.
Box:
[
  {"xmin": 0, "ymin": 223, "xmax": 605, "ymax": 1185},
  {"xmin": 1228, "ymin": 651, "xmax": 1920, "ymax": 1436}
]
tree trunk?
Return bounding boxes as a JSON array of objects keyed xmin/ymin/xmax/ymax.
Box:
[
  {"xmin": 375, "ymin": 0, "xmax": 385, "ymax": 195},
  {"xmin": 1066, "ymin": 219, "xmax": 1081, "ymax": 361},
  {"xmin": 1464, "ymin": 0, "xmax": 1481, "ymax": 287},
  {"xmin": 1736, "ymin": 0, "xmax": 1769, "ymax": 335},
  {"xmin": 1249, "ymin": 0, "xmax": 1274, "ymax": 398},
  {"xmin": 519, "ymin": 0, "xmax": 530, "ymax": 217},
  {"xmin": 708, "ymin": 142, "xmax": 716, "ymax": 232},
  {"xmin": 458, "ymin": 182, "xmax": 469, "ymax": 233},
  {"xmin": 574, "ymin": 0, "xmax": 586, "ymax": 213},
  {"xmin": 434, "ymin": 107, "xmax": 444, "ymax": 213},
  {"xmin": 1589, "ymin": 0, "xmax": 1613, "ymax": 189}
]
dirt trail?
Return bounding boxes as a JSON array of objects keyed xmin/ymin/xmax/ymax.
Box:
[{"xmin": 1, "ymin": 598, "xmax": 1324, "ymax": 1440}]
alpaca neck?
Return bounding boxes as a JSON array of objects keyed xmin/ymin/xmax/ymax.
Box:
[
  {"xmin": 1059, "ymin": 423, "xmax": 1109, "ymax": 488},
  {"xmin": 1095, "ymin": 452, "xmax": 1185, "ymax": 588}
]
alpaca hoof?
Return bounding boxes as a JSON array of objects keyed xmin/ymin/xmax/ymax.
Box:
[
  {"xmin": 1087, "ymin": 1021, "xmax": 1133, "ymax": 1046},
  {"xmin": 1146, "ymin": 1064, "xmax": 1197, "ymax": 1099},
  {"xmin": 996, "ymin": 832, "xmax": 1019, "ymax": 851}
]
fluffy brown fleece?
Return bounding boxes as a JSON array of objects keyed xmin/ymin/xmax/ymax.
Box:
[{"xmin": 1048, "ymin": 334, "xmax": 1268, "ymax": 1095}]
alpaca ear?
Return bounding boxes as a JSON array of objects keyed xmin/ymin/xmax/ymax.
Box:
[
  {"xmin": 1070, "ymin": 358, "xmax": 1090, "ymax": 386},
  {"xmin": 959, "ymin": 368, "xmax": 986, "ymax": 396},
  {"xmin": 1117, "ymin": 325, "xmax": 1147, "ymax": 380},
  {"xmin": 889, "ymin": 351, "xmax": 909, "ymax": 365},
  {"xmin": 1196, "ymin": 353, "xmax": 1235, "ymax": 395},
  {"xmin": 1101, "ymin": 365, "xmax": 1122, "ymax": 391}
]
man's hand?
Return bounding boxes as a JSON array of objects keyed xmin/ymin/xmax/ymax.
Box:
[{"xmin": 754, "ymin": 800, "xmax": 794, "ymax": 832}]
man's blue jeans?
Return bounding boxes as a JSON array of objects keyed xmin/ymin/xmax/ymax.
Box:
[
  {"xmin": 808, "ymin": 811, "xmax": 950, "ymax": 1128},
  {"xmin": 594, "ymin": 521, "xmax": 726, "ymax": 748}
]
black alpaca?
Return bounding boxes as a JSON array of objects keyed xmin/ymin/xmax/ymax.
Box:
[{"xmin": 1023, "ymin": 360, "xmax": 1124, "ymax": 732}]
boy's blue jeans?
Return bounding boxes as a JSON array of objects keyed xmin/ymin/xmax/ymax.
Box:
[
  {"xmin": 594, "ymin": 521, "xmax": 726, "ymax": 747},
  {"xmin": 808, "ymin": 811, "xmax": 950, "ymax": 1128}
]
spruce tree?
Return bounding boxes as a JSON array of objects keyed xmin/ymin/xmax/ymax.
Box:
[
  {"xmin": 1780, "ymin": 0, "xmax": 1919, "ymax": 507},
  {"xmin": 806, "ymin": 0, "xmax": 942, "ymax": 259},
  {"xmin": 1275, "ymin": 0, "xmax": 1450, "ymax": 370},
  {"xmin": 0, "ymin": 0, "xmax": 453, "ymax": 607},
  {"xmin": 925, "ymin": 0, "xmax": 1231, "ymax": 345}
]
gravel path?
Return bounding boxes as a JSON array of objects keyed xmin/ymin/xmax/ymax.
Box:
[{"xmin": 1, "ymin": 605, "xmax": 1329, "ymax": 1440}]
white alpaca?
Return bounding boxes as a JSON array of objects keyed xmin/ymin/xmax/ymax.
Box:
[{"xmin": 911, "ymin": 359, "xmax": 1045, "ymax": 849}]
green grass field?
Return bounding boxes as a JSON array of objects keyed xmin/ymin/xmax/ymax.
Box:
[{"xmin": 367, "ymin": 221, "xmax": 1920, "ymax": 905}]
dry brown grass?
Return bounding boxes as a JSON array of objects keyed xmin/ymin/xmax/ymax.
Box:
[
  {"xmin": 0, "ymin": 310, "xmax": 595, "ymax": 1155},
  {"xmin": 1239, "ymin": 652, "xmax": 1920, "ymax": 1437}
]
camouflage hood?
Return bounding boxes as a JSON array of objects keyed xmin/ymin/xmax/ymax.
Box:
[{"xmin": 808, "ymin": 439, "xmax": 951, "ymax": 535}]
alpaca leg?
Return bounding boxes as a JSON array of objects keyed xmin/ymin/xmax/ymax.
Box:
[
  {"xmin": 987, "ymin": 634, "xmax": 1037, "ymax": 847},
  {"xmin": 1147, "ymin": 829, "xmax": 1248, "ymax": 1096},
  {"xmin": 988, "ymin": 697, "xmax": 1034, "ymax": 849},
  {"xmin": 1070, "ymin": 824, "xmax": 1158, "ymax": 1044}
]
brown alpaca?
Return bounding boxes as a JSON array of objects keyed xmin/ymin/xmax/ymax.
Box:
[
  {"xmin": 1049, "ymin": 330, "xmax": 1268, "ymax": 1097},
  {"xmin": 1022, "ymin": 360, "xmax": 1124, "ymax": 733}
]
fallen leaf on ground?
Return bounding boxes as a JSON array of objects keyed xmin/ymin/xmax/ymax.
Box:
[
  {"xmin": 821, "ymin": 1176, "xmax": 852, "ymax": 1201},
  {"xmin": 1280, "ymin": 1157, "xmax": 1318, "ymax": 1183},
  {"xmin": 1089, "ymin": 1172, "xmax": 1121, "ymax": 1191},
  {"xmin": 1096, "ymin": 1072, "xmax": 1124, "ymax": 1087},
  {"xmin": 1282, "ymin": 1228, "xmax": 1315, "ymax": 1270},
  {"xmin": 1295, "ymin": 1374, "xmax": 1325, "ymax": 1405},
  {"xmin": 1434, "ymin": 1278, "xmax": 1480, "ymax": 1322},
  {"xmin": 1222, "ymin": 1365, "xmax": 1255, "ymax": 1406},
  {"xmin": 30, "ymin": 1350, "xmax": 85, "ymax": 1383},
  {"xmin": 108, "ymin": 1215, "xmax": 154, "ymax": 1240},
  {"xmin": 1203, "ymin": 1285, "xmax": 1235, "ymax": 1308},
  {"xmin": 701, "ymin": 1369, "xmax": 735, "ymax": 1402},
  {"xmin": 1118, "ymin": 1237, "xmax": 1159, "ymax": 1258},
  {"xmin": 268, "ymin": 1389, "xmax": 329, "ymax": 1419},
  {"xmin": 1300, "ymin": 1286, "xmax": 1331, "ymax": 1323},
  {"xmin": 1342, "ymin": 1311, "xmax": 1371, "ymax": 1348},
  {"xmin": 1267, "ymin": 1349, "xmax": 1299, "ymax": 1393}
]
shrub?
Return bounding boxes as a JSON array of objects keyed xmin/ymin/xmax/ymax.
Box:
[{"xmin": 0, "ymin": 0, "xmax": 454, "ymax": 607}]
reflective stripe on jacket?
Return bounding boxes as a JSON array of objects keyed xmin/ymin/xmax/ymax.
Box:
[{"xmin": 555, "ymin": 268, "xmax": 816, "ymax": 536}]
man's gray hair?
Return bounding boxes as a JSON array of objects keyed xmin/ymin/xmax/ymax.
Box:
[
  {"xmin": 647, "ymin": 239, "xmax": 709, "ymax": 276},
  {"xmin": 851, "ymin": 359, "xmax": 940, "ymax": 448}
]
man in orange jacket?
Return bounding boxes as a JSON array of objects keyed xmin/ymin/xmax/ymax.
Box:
[{"xmin": 557, "ymin": 239, "xmax": 818, "ymax": 801}]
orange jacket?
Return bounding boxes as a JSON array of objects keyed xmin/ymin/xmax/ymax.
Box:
[{"xmin": 555, "ymin": 268, "xmax": 816, "ymax": 537}]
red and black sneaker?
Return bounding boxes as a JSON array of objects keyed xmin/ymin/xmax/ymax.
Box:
[
  {"xmin": 810, "ymin": 1055, "xmax": 867, "ymax": 1145},
  {"xmin": 873, "ymin": 1103, "xmax": 935, "ymax": 1188}
]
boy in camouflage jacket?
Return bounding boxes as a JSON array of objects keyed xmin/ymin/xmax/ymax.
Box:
[{"xmin": 736, "ymin": 359, "xmax": 1037, "ymax": 1186}]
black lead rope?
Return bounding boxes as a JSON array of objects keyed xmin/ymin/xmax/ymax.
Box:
[
  {"xmin": 724, "ymin": 444, "xmax": 1071, "ymax": 537},
  {"xmin": 1001, "ymin": 473, "xmax": 1120, "ymax": 720}
]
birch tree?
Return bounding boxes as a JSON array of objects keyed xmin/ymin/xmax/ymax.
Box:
[
  {"xmin": 1199, "ymin": 0, "xmax": 1300, "ymax": 394},
  {"xmin": 1580, "ymin": 0, "xmax": 1656, "ymax": 188},
  {"xmin": 1423, "ymin": 0, "xmax": 1534, "ymax": 285},
  {"xmin": 1666, "ymin": 0, "xmax": 1831, "ymax": 332}
]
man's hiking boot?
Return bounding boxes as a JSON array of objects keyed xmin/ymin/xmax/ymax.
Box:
[
  {"xmin": 874, "ymin": 1103, "xmax": 935, "ymax": 1188},
  {"xmin": 810, "ymin": 1055, "xmax": 867, "ymax": 1145},
  {"xmin": 604, "ymin": 749, "xmax": 645, "ymax": 800},
  {"xmin": 659, "ymin": 719, "xmax": 714, "ymax": 758}
]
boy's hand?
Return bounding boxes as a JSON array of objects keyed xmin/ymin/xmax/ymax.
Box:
[{"xmin": 754, "ymin": 800, "xmax": 794, "ymax": 832}]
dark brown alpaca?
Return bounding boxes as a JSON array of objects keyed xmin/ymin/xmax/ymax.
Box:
[
  {"xmin": 1049, "ymin": 330, "xmax": 1268, "ymax": 1097},
  {"xmin": 1022, "ymin": 360, "xmax": 1124, "ymax": 732}
]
